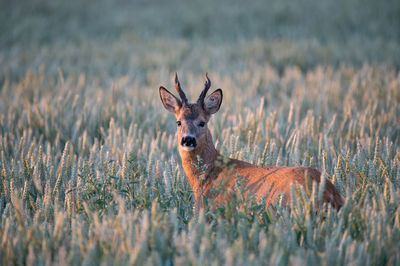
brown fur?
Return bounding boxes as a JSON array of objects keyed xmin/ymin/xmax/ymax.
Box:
[{"xmin": 178, "ymin": 135, "xmax": 344, "ymax": 211}]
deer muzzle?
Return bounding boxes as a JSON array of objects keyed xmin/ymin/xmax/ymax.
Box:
[{"xmin": 181, "ymin": 135, "xmax": 197, "ymax": 149}]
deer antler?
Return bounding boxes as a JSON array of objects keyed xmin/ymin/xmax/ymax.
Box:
[
  {"xmin": 174, "ymin": 72, "xmax": 188, "ymax": 104},
  {"xmin": 197, "ymin": 72, "xmax": 211, "ymax": 105}
]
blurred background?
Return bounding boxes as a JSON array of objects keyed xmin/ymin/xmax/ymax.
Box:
[{"xmin": 1, "ymin": 0, "xmax": 399, "ymax": 84}]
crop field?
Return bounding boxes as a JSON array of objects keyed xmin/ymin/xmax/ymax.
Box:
[{"xmin": 1, "ymin": 0, "xmax": 400, "ymax": 265}]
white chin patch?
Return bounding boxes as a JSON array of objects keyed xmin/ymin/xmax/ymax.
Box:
[{"xmin": 181, "ymin": 146, "xmax": 195, "ymax": 151}]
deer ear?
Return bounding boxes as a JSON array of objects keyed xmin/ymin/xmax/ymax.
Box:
[
  {"xmin": 159, "ymin": 87, "xmax": 182, "ymax": 113},
  {"xmin": 204, "ymin": 89, "xmax": 223, "ymax": 114}
]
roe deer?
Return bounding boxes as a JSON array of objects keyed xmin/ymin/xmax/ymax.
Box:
[{"xmin": 159, "ymin": 73, "xmax": 344, "ymax": 211}]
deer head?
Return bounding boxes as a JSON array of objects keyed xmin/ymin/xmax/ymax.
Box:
[{"xmin": 159, "ymin": 73, "xmax": 223, "ymax": 152}]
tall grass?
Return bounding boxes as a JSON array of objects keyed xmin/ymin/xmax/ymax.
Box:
[{"xmin": 1, "ymin": 0, "xmax": 399, "ymax": 265}]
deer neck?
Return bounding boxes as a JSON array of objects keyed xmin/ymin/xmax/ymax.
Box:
[{"xmin": 178, "ymin": 129, "xmax": 219, "ymax": 191}]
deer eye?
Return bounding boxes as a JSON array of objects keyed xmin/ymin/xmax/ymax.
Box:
[
  {"xmin": 198, "ymin": 121, "xmax": 205, "ymax": 127},
  {"xmin": 176, "ymin": 121, "xmax": 181, "ymax": 126}
]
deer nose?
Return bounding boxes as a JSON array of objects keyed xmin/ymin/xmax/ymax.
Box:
[{"xmin": 181, "ymin": 136, "xmax": 197, "ymax": 148}]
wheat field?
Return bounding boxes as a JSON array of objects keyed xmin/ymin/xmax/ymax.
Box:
[{"xmin": 1, "ymin": 0, "xmax": 400, "ymax": 265}]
